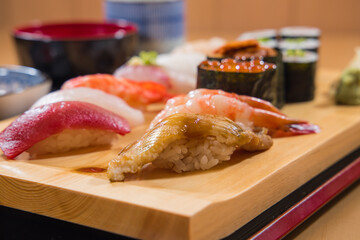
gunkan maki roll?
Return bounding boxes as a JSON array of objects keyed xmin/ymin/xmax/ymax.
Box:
[
  {"xmin": 282, "ymin": 49, "xmax": 318, "ymax": 102},
  {"xmin": 197, "ymin": 58, "xmax": 278, "ymax": 105},
  {"xmin": 207, "ymin": 39, "xmax": 285, "ymax": 108}
]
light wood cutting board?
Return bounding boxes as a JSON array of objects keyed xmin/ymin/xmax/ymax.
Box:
[{"xmin": 0, "ymin": 69, "xmax": 359, "ymax": 240}]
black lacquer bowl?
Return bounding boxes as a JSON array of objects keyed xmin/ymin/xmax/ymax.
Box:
[{"xmin": 13, "ymin": 22, "xmax": 138, "ymax": 89}]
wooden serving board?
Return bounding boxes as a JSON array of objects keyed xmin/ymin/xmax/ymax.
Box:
[{"xmin": 0, "ymin": 69, "xmax": 359, "ymax": 240}]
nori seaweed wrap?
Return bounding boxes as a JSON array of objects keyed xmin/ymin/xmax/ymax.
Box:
[
  {"xmin": 197, "ymin": 59, "xmax": 278, "ymax": 106},
  {"xmin": 282, "ymin": 50, "xmax": 318, "ymax": 102},
  {"xmin": 207, "ymin": 39, "xmax": 285, "ymax": 108},
  {"xmin": 260, "ymin": 53, "xmax": 284, "ymax": 108}
]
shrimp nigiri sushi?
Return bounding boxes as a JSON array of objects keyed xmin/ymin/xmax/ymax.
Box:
[
  {"xmin": 150, "ymin": 89, "xmax": 319, "ymax": 138},
  {"xmin": 108, "ymin": 113, "xmax": 273, "ymax": 181},
  {"xmin": 0, "ymin": 101, "xmax": 130, "ymax": 159},
  {"xmin": 31, "ymin": 87, "xmax": 144, "ymax": 127}
]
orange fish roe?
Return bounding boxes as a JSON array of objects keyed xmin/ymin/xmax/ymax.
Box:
[{"xmin": 199, "ymin": 58, "xmax": 276, "ymax": 73}]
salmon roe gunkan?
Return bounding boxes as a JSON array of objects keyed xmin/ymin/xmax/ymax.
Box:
[{"xmin": 200, "ymin": 58, "xmax": 276, "ymax": 73}]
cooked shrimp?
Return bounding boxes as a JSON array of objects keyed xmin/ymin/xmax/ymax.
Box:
[
  {"xmin": 150, "ymin": 89, "xmax": 319, "ymax": 137},
  {"xmin": 189, "ymin": 89, "xmax": 285, "ymax": 115},
  {"xmin": 62, "ymin": 74, "xmax": 173, "ymax": 108}
]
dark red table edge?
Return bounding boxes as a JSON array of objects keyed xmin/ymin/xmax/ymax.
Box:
[
  {"xmin": 226, "ymin": 146, "xmax": 360, "ymax": 240},
  {"xmin": 1, "ymin": 147, "xmax": 359, "ymax": 240}
]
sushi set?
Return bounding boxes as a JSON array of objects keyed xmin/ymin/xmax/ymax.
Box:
[{"xmin": 0, "ymin": 26, "xmax": 360, "ymax": 240}]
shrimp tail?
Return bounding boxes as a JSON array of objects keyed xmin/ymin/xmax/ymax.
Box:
[
  {"xmin": 271, "ymin": 123, "xmax": 320, "ymax": 138},
  {"xmin": 251, "ymin": 108, "xmax": 319, "ymax": 138},
  {"xmin": 235, "ymin": 95, "xmax": 285, "ymax": 116}
]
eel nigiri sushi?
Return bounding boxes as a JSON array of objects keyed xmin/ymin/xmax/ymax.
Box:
[
  {"xmin": 149, "ymin": 89, "xmax": 320, "ymax": 138},
  {"xmin": 31, "ymin": 87, "xmax": 144, "ymax": 127},
  {"xmin": 108, "ymin": 113, "xmax": 273, "ymax": 181},
  {"xmin": 0, "ymin": 101, "xmax": 130, "ymax": 159},
  {"xmin": 61, "ymin": 74, "xmax": 173, "ymax": 108}
]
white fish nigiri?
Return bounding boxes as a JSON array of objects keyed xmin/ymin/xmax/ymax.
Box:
[
  {"xmin": 114, "ymin": 65, "xmax": 172, "ymax": 89},
  {"xmin": 113, "ymin": 51, "xmax": 205, "ymax": 94},
  {"xmin": 31, "ymin": 87, "xmax": 145, "ymax": 127}
]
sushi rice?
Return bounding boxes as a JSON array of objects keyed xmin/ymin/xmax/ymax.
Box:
[
  {"xmin": 279, "ymin": 26, "xmax": 321, "ymax": 38},
  {"xmin": 16, "ymin": 129, "xmax": 118, "ymax": 159},
  {"xmin": 282, "ymin": 50, "xmax": 318, "ymax": 63},
  {"xmin": 278, "ymin": 39, "xmax": 320, "ymax": 52},
  {"xmin": 153, "ymin": 137, "xmax": 236, "ymax": 173}
]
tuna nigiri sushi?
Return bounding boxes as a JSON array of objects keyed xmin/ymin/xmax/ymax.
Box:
[
  {"xmin": 31, "ymin": 87, "xmax": 144, "ymax": 127},
  {"xmin": 108, "ymin": 113, "xmax": 273, "ymax": 181},
  {"xmin": 0, "ymin": 101, "xmax": 130, "ymax": 159}
]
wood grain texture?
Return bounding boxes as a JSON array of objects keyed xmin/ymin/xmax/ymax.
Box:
[
  {"xmin": 2, "ymin": 0, "xmax": 360, "ymax": 35},
  {"xmin": 287, "ymin": 0, "xmax": 360, "ymax": 32},
  {"xmin": 1, "ymin": 1, "xmax": 360, "ymax": 71},
  {"xmin": 0, "ymin": 0, "xmax": 103, "ymax": 31},
  {"xmin": 0, "ymin": 69, "xmax": 359, "ymax": 239}
]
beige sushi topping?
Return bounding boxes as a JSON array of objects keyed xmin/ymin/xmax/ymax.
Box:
[
  {"xmin": 213, "ymin": 39, "xmax": 259, "ymax": 55},
  {"xmin": 107, "ymin": 113, "xmax": 273, "ymax": 181}
]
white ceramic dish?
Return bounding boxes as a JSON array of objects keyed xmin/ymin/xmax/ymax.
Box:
[{"xmin": 0, "ymin": 65, "xmax": 52, "ymax": 119}]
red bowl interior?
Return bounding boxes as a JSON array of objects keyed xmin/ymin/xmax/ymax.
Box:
[{"xmin": 13, "ymin": 22, "xmax": 137, "ymax": 41}]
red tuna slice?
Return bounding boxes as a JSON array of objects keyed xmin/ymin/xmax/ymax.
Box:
[{"xmin": 0, "ymin": 101, "xmax": 130, "ymax": 159}]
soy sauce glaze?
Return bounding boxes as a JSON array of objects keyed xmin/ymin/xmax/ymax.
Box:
[{"xmin": 75, "ymin": 167, "xmax": 106, "ymax": 173}]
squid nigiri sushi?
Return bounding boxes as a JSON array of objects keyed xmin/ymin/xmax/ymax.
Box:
[
  {"xmin": 0, "ymin": 101, "xmax": 130, "ymax": 159},
  {"xmin": 31, "ymin": 87, "xmax": 144, "ymax": 127},
  {"xmin": 108, "ymin": 113, "xmax": 273, "ymax": 181},
  {"xmin": 150, "ymin": 89, "xmax": 319, "ymax": 138}
]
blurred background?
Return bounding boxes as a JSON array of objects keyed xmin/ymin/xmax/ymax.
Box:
[{"xmin": 0, "ymin": 0, "xmax": 359, "ymax": 70}]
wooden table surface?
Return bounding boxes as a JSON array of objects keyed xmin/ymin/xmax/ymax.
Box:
[{"xmin": 0, "ymin": 30, "xmax": 359, "ymax": 239}]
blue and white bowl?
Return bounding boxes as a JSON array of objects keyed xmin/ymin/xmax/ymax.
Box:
[
  {"xmin": 105, "ymin": 0, "xmax": 185, "ymax": 53},
  {"xmin": 0, "ymin": 65, "xmax": 52, "ymax": 119}
]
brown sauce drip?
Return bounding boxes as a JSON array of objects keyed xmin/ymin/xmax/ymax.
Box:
[{"xmin": 76, "ymin": 167, "xmax": 106, "ymax": 173}]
